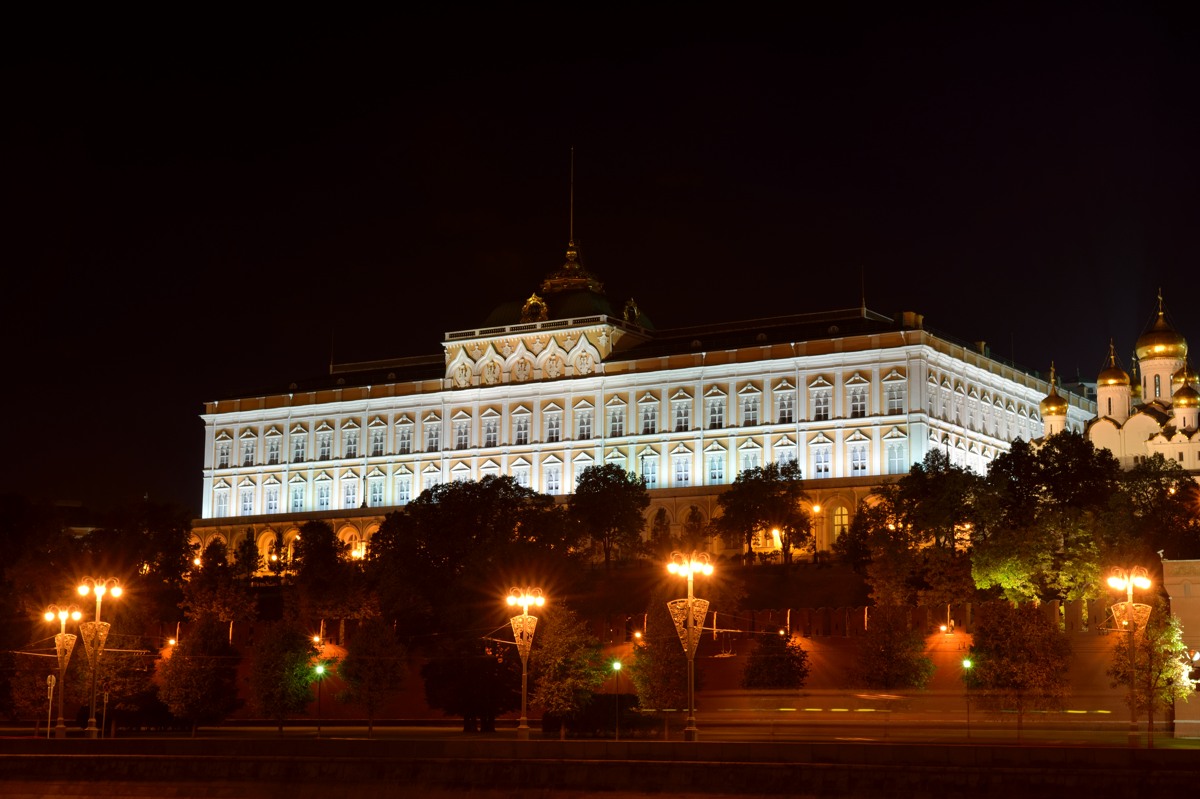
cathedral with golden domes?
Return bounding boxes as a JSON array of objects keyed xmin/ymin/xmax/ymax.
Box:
[{"xmin": 1040, "ymin": 293, "xmax": 1200, "ymax": 473}]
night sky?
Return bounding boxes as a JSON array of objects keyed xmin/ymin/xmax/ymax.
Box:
[{"xmin": 4, "ymin": 5, "xmax": 1198, "ymax": 515}]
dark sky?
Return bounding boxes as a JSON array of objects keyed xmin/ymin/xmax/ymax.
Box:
[{"xmin": 3, "ymin": 5, "xmax": 1198, "ymax": 516}]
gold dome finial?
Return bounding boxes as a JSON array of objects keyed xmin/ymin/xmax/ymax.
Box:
[
  {"xmin": 1040, "ymin": 361, "xmax": 1069, "ymax": 418},
  {"xmin": 1098, "ymin": 340, "xmax": 1130, "ymax": 386},
  {"xmin": 1136, "ymin": 290, "xmax": 1188, "ymax": 361}
]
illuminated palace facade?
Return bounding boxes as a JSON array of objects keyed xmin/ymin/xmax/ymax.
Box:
[{"xmin": 190, "ymin": 245, "xmax": 1093, "ymax": 562}]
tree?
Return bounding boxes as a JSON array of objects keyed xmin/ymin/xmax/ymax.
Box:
[
  {"xmin": 336, "ymin": 618, "xmax": 407, "ymax": 737},
  {"xmin": 530, "ymin": 604, "xmax": 607, "ymax": 739},
  {"xmin": 741, "ymin": 629, "xmax": 810, "ymax": 689},
  {"xmin": 854, "ymin": 605, "xmax": 934, "ymax": 690},
  {"xmin": 246, "ymin": 622, "xmax": 317, "ymax": 734},
  {"xmin": 420, "ymin": 640, "xmax": 520, "ymax": 732},
  {"xmin": 157, "ymin": 617, "xmax": 241, "ymax": 736},
  {"xmin": 569, "ymin": 464, "xmax": 649, "ymax": 569},
  {"xmin": 680, "ymin": 506, "xmax": 711, "ymax": 551},
  {"xmin": 1107, "ymin": 597, "xmax": 1196, "ymax": 746},
  {"xmin": 627, "ymin": 584, "xmax": 687, "ymax": 737},
  {"xmin": 231, "ymin": 533, "xmax": 262, "ymax": 583},
  {"xmin": 180, "ymin": 541, "xmax": 256, "ymax": 645},
  {"xmin": 647, "ymin": 508, "xmax": 676, "ymax": 562},
  {"xmin": 973, "ymin": 434, "xmax": 1117, "ymax": 604},
  {"xmin": 966, "ymin": 601, "xmax": 1072, "ymax": 737},
  {"xmin": 712, "ymin": 461, "xmax": 811, "ymax": 564}
]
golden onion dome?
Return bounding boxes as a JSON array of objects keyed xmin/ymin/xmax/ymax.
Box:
[
  {"xmin": 1039, "ymin": 363, "xmax": 1069, "ymax": 417},
  {"xmin": 1097, "ymin": 341, "xmax": 1130, "ymax": 386},
  {"xmin": 1172, "ymin": 362, "xmax": 1198, "ymax": 390},
  {"xmin": 1173, "ymin": 384, "xmax": 1200, "ymax": 409},
  {"xmin": 1135, "ymin": 296, "xmax": 1187, "ymax": 360}
]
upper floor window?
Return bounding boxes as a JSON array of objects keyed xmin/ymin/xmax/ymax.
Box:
[
  {"xmin": 267, "ymin": 438, "xmax": 280, "ymax": 465},
  {"xmin": 292, "ymin": 436, "xmax": 306, "ymax": 462},
  {"xmin": 641, "ymin": 455, "xmax": 658, "ymax": 488},
  {"xmin": 609, "ymin": 407, "xmax": 626, "ymax": 437},
  {"xmin": 317, "ymin": 483, "xmax": 332, "ymax": 511},
  {"xmin": 887, "ymin": 442, "xmax": 907, "ymax": 474},
  {"xmin": 778, "ymin": 393, "xmax": 795, "ymax": 424},
  {"xmin": 345, "ymin": 430, "xmax": 359, "ymax": 458},
  {"xmin": 214, "ymin": 489, "xmax": 229, "ymax": 518},
  {"xmin": 707, "ymin": 454, "xmax": 725, "ymax": 484},
  {"xmin": 813, "ymin": 390, "xmax": 831, "ymax": 421},
  {"xmin": 545, "ymin": 465, "xmax": 561, "ymax": 494},
  {"xmin": 673, "ymin": 455, "xmax": 691, "ymax": 487},
  {"xmin": 849, "ymin": 388, "xmax": 867, "ymax": 418},
  {"xmin": 317, "ymin": 433, "xmax": 332, "ymax": 461},
  {"xmin": 484, "ymin": 419, "xmax": 499, "ymax": 447},
  {"xmin": 850, "ymin": 444, "xmax": 868, "ymax": 476},
  {"xmin": 371, "ymin": 429, "xmax": 385, "ymax": 456},
  {"xmin": 886, "ymin": 384, "xmax": 905, "ymax": 415},
  {"xmin": 546, "ymin": 413, "xmax": 562, "ymax": 443},
  {"xmin": 515, "ymin": 416, "xmax": 530, "ymax": 445},
  {"xmin": 240, "ymin": 487, "xmax": 254, "ymax": 515},
  {"xmin": 425, "ymin": 423, "xmax": 440, "ymax": 452},
  {"xmin": 217, "ymin": 443, "xmax": 231, "ymax": 469},
  {"xmin": 673, "ymin": 402, "xmax": 691, "ymax": 432},
  {"xmin": 265, "ymin": 485, "xmax": 279, "ymax": 514},
  {"xmin": 397, "ymin": 426, "xmax": 412, "ymax": 455},
  {"xmin": 242, "ymin": 441, "xmax": 255, "ymax": 467},
  {"xmin": 290, "ymin": 484, "xmax": 304, "ymax": 512},
  {"xmin": 513, "ymin": 466, "xmax": 530, "ymax": 488},
  {"xmin": 455, "ymin": 421, "xmax": 470, "ymax": 450},
  {"xmin": 742, "ymin": 396, "xmax": 759, "ymax": 426},
  {"xmin": 741, "ymin": 451, "xmax": 759, "ymax": 472},
  {"xmin": 707, "ymin": 399, "xmax": 725, "ymax": 429},
  {"xmin": 397, "ymin": 476, "xmax": 412, "ymax": 504},
  {"xmin": 776, "ymin": 446, "xmax": 796, "ymax": 466},
  {"xmin": 344, "ymin": 480, "xmax": 358, "ymax": 509},
  {"xmin": 641, "ymin": 405, "xmax": 657, "ymax": 435},
  {"xmin": 577, "ymin": 410, "xmax": 593, "ymax": 440},
  {"xmin": 369, "ymin": 479, "xmax": 384, "ymax": 507},
  {"xmin": 813, "ymin": 447, "xmax": 831, "ymax": 478}
]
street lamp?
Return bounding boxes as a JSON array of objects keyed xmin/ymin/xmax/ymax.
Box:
[
  {"xmin": 507, "ymin": 586, "xmax": 544, "ymax": 740},
  {"xmin": 314, "ymin": 663, "xmax": 325, "ymax": 738},
  {"xmin": 77, "ymin": 577, "xmax": 122, "ymax": 739},
  {"xmin": 667, "ymin": 550, "xmax": 713, "ymax": 742},
  {"xmin": 1107, "ymin": 565, "xmax": 1153, "ymax": 747},
  {"xmin": 43, "ymin": 604, "xmax": 81, "ymax": 738},
  {"xmin": 961, "ymin": 658, "xmax": 973, "ymax": 739},
  {"xmin": 612, "ymin": 660, "xmax": 622, "ymax": 741}
]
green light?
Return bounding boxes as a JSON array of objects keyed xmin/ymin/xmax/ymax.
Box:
[
  {"xmin": 315, "ymin": 664, "xmax": 325, "ymax": 676},
  {"xmin": 962, "ymin": 658, "xmax": 973, "ymax": 669},
  {"xmin": 612, "ymin": 661, "xmax": 622, "ymax": 671}
]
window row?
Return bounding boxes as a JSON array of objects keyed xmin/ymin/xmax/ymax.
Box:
[
  {"xmin": 214, "ymin": 380, "xmax": 910, "ymax": 468},
  {"xmin": 209, "ymin": 439, "xmax": 913, "ymax": 517}
]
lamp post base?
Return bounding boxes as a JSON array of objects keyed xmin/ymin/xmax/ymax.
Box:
[
  {"xmin": 517, "ymin": 724, "xmax": 530, "ymax": 740},
  {"xmin": 683, "ymin": 726, "xmax": 699, "ymax": 742}
]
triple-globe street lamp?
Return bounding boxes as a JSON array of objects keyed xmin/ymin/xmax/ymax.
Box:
[
  {"xmin": 507, "ymin": 587, "xmax": 544, "ymax": 740},
  {"xmin": 666, "ymin": 551, "xmax": 713, "ymax": 742},
  {"xmin": 43, "ymin": 604, "xmax": 81, "ymax": 738},
  {"xmin": 78, "ymin": 577, "xmax": 122, "ymax": 739},
  {"xmin": 1107, "ymin": 565, "xmax": 1152, "ymax": 747}
]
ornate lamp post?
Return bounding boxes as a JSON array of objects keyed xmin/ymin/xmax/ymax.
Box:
[
  {"xmin": 667, "ymin": 551, "xmax": 713, "ymax": 742},
  {"xmin": 961, "ymin": 658, "xmax": 973, "ymax": 739},
  {"xmin": 1107, "ymin": 565, "xmax": 1152, "ymax": 747},
  {"xmin": 314, "ymin": 663, "xmax": 326, "ymax": 738},
  {"xmin": 507, "ymin": 587, "xmax": 544, "ymax": 740},
  {"xmin": 43, "ymin": 604, "xmax": 81, "ymax": 738},
  {"xmin": 77, "ymin": 577, "xmax": 122, "ymax": 739}
]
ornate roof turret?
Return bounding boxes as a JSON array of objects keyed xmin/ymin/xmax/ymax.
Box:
[
  {"xmin": 1097, "ymin": 340, "xmax": 1131, "ymax": 387},
  {"xmin": 1135, "ymin": 291, "xmax": 1188, "ymax": 361},
  {"xmin": 1039, "ymin": 363, "xmax": 1069, "ymax": 418}
]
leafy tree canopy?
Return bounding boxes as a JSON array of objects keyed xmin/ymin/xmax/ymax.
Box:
[
  {"xmin": 713, "ymin": 461, "xmax": 811, "ymax": 564},
  {"xmin": 569, "ymin": 464, "xmax": 650, "ymax": 569}
]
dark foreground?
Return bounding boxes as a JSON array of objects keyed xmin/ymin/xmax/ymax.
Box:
[{"xmin": 3, "ymin": 736, "xmax": 1200, "ymax": 799}]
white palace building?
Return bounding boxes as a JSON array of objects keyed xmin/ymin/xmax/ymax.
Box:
[{"xmin": 190, "ymin": 243, "xmax": 1093, "ymax": 562}]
